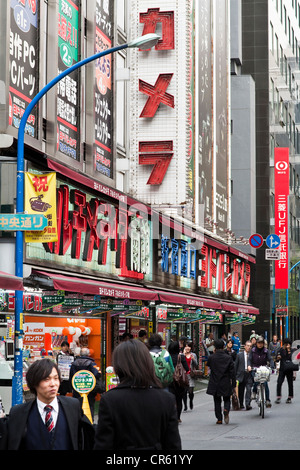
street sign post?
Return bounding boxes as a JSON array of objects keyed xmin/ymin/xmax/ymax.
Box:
[{"xmin": 0, "ymin": 214, "xmax": 48, "ymax": 231}]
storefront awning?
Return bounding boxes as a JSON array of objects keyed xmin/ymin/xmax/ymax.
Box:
[
  {"xmin": 32, "ymin": 270, "xmax": 158, "ymax": 301},
  {"xmin": 0, "ymin": 271, "xmax": 24, "ymax": 291},
  {"xmin": 221, "ymin": 301, "xmax": 259, "ymax": 315},
  {"xmin": 157, "ymin": 291, "xmax": 222, "ymax": 310}
]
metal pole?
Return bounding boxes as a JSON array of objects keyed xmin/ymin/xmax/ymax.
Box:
[{"xmin": 12, "ymin": 43, "xmax": 129, "ymax": 406}]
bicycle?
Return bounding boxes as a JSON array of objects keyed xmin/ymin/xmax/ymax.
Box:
[{"xmin": 252, "ymin": 366, "xmax": 271, "ymax": 418}]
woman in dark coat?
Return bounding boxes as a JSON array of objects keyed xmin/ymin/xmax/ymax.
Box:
[
  {"xmin": 206, "ymin": 339, "xmax": 236, "ymax": 424},
  {"xmin": 168, "ymin": 341, "xmax": 189, "ymax": 423},
  {"xmin": 94, "ymin": 339, "xmax": 181, "ymax": 450}
]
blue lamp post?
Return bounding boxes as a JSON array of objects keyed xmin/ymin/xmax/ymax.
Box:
[{"xmin": 12, "ymin": 33, "xmax": 160, "ymax": 406}]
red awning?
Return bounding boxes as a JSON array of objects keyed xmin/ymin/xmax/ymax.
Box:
[
  {"xmin": 32, "ymin": 270, "xmax": 158, "ymax": 301},
  {"xmin": 0, "ymin": 271, "xmax": 24, "ymax": 291},
  {"xmin": 157, "ymin": 291, "xmax": 222, "ymax": 310},
  {"xmin": 221, "ymin": 301, "xmax": 259, "ymax": 315}
]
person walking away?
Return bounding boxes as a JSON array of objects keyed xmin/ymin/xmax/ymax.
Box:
[
  {"xmin": 69, "ymin": 347, "xmax": 101, "ymax": 422},
  {"xmin": 248, "ymin": 336, "xmax": 274, "ymax": 408},
  {"xmin": 0, "ymin": 359, "xmax": 94, "ymax": 450},
  {"xmin": 231, "ymin": 332, "xmax": 241, "ymax": 354},
  {"xmin": 148, "ymin": 333, "xmax": 174, "ymax": 389},
  {"xmin": 235, "ymin": 340, "xmax": 253, "ymax": 410},
  {"xmin": 275, "ymin": 338, "xmax": 295, "ymax": 404},
  {"xmin": 182, "ymin": 342, "xmax": 198, "ymax": 411},
  {"xmin": 94, "ymin": 339, "xmax": 181, "ymax": 450},
  {"xmin": 206, "ymin": 339, "xmax": 236, "ymax": 424},
  {"xmin": 56, "ymin": 340, "xmax": 74, "ymax": 396},
  {"xmin": 168, "ymin": 341, "xmax": 189, "ymax": 423}
]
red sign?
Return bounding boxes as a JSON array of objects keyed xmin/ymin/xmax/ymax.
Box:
[{"xmin": 274, "ymin": 148, "xmax": 289, "ymax": 289}]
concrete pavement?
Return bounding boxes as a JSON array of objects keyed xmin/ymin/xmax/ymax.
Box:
[{"xmin": 179, "ymin": 373, "xmax": 300, "ymax": 450}]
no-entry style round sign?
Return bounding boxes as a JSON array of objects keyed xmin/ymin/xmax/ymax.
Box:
[{"xmin": 249, "ymin": 233, "xmax": 264, "ymax": 249}]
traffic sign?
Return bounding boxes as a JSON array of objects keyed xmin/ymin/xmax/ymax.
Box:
[
  {"xmin": 266, "ymin": 234, "xmax": 281, "ymax": 249},
  {"xmin": 265, "ymin": 249, "xmax": 281, "ymax": 260},
  {"xmin": 249, "ymin": 233, "xmax": 264, "ymax": 249},
  {"xmin": 0, "ymin": 214, "xmax": 48, "ymax": 231}
]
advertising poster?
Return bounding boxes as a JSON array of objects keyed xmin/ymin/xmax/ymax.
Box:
[
  {"xmin": 198, "ymin": 0, "xmax": 213, "ymax": 222},
  {"xmin": 24, "ymin": 172, "xmax": 58, "ymax": 243},
  {"xmin": 274, "ymin": 148, "xmax": 290, "ymax": 289},
  {"xmin": 94, "ymin": 0, "xmax": 113, "ymax": 178},
  {"xmin": 9, "ymin": 0, "xmax": 39, "ymax": 138},
  {"xmin": 57, "ymin": 0, "xmax": 80, "ymax": 161}
]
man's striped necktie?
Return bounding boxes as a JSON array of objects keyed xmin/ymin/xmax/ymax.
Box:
[{"xmin": 44, "ymin": 405, "xmax": 54, "ymax": 433}]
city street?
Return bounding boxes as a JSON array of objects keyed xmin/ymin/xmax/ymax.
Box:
[{"xmin": 179, "ymin": 374, "xmax": 300, "ymax": 451}]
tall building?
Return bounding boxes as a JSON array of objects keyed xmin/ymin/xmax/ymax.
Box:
[{"xmin": 231, "ymin": 0, "xmax": 300, "ymax": 340}]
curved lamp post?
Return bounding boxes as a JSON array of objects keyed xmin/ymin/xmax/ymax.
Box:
[{"xmin": 12, "ymin": 33, "xmax": 160, "ymax": 405}]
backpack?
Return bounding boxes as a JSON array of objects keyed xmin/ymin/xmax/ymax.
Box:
[{"xmin": 151, "ymin": 350, "xmax": 174, "ymax": 387}]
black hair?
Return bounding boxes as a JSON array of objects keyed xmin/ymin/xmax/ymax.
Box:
[
  {"xmin": 148, "ymin": 333, "xmax": 162, "ymax": 348},
  {"xmin": 168, "ymin": 340, "xmax": 180, "ymax": 355},
  {"xmin": 283, "ymin": 338, "xmax": 292, "ymax": 345},
  {"xmin": 214, "ymin": 339, "xmax": 225, "ymax": 350},
  {"xmin": 112, "ymin": 339, "xmax": 161, "ymax": 388},
  {"xmin": 26, "ymin": 359, "xmax": 61, "ymax": 395},
  {"xmin": 61, "ymin": 341, "xmax": 69, "ymax": 347},
  {"xmin": 138, "ymin": 329, "xmax": 147, "ymax": 338}
]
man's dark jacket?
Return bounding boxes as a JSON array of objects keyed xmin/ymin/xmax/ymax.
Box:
[
  {"xmin": 206, "ymin": 349, "xmax": 236, "ymax": 397},
  {"xmin": 0, "ymin": 395, "xmax": 94, "ymax": 450}
]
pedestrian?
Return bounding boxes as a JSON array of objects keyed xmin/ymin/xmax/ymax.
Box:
[
  {"xmin": 69, "ymin": 347, "xmax": 101, "ymax": 422},
  {"xmin": 137, "ymin": 329, "xmax": 147, "ymax": 343},
  {"xmin": 275, "ymin": 338, "xmax": 296, "ymax": 404},
  {"xmin": 94, "ymin": 339, "xmax": 181, "ymax": 450},
  {"xmin": 168, "ymin": 340, "xmax": 189, "ymax": 423},
  {"xmin": 205, "ymin": 332, "xmax": 215, "ymax": 355},
  {"xmin": 269, "ymin": 335, "xmax": 281, "ymax": 362},
  {"xmin": 182, "ymin": 341, "xmax": 198, "ymax": 411},
  {"xmin": 56, "ymin": 340, "xmax": 74, "ymax": 396},
  {"xmin": 249, "ymin": 336, "xmax": 274, "ymax": 408},
  {"xmin": 234, "ymin": 340, "xmax": 253, "ymax": 410},
  {"xmin": 148, "ymin": 333, "xmax": 174, "ymax": 388},
  {"xmin": 250, "ymin": 333, "xmax": 258, "ymax": 347},
  {"xmin": 231, "ymin": 331, "xmax": 241, "ymax": 354},
  {"xmin": 225, "ymin": 339, "xmax": 237, "ymax": 362},
  {"xmin": 0, "ymin": 359, "xmax": 94, "ymax": 450},
  {"xmin": 206, "ymin": 338, "xmax": 236, "ymax": 424}
]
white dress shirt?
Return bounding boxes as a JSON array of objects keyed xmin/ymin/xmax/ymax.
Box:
[{"xmin": 37, "ymin": 396, "xmax": 59, "ymax": 428}]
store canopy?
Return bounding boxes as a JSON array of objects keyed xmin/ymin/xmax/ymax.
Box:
[
  {"xmin": 0, "ymin": 271, "xmax": 24, "ymax": 291},
  {"xmin": 157, "ymin": 291, "xmax": 222, "ymax": 310},
  {"xmin": 221, "ymin": 301, "xmax": 259, "ymax": 315},
  {"xmin": 32, "ymin": 270, "xmax": 158, "ymax": 301}
]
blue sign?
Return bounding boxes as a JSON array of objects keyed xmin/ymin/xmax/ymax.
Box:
[
  {"xmin": 249, "ymin": 233, "xmax": 264, "ymax": 249},
  {"xmin": 0, "ymin": 214, "xmax": 48, "ymax": 231},
  {"xmin": 266, "ymin": 234, "xmax": 281, "ymax": 249}
]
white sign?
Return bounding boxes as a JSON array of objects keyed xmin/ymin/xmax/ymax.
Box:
[{"xmin": 265, "ymin": 249, "xmax": 281, "ymax": 260}]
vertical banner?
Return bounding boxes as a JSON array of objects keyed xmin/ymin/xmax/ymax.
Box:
[
  {"xmin": 214, "ymin": 0, "xmax": 229, "ymax": 233},
  {"xmin": 9, "ymin": 0, "xmax": 39, "ymax": 138},
  {"xmin": 94, "ymin": 1, "xmax": 113, "ymax": 178},
  {"xmin": 25, "ymin": 172, "xmax": 58, "ymax": 243},
  {"xmin": 57, "ymin": 0, "xmax": 80, "ymax": 161},
  {"xmin": 198, "ymin": 0, "xmax": 213, "ymax": 222},
  {"xmin": 274, "ymin": 148, "xmax": 290, "ymax": 289}
]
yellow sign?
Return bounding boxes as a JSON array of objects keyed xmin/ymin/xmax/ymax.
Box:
[
  {"xmin": 24, "ymin": 172, "xmax": 58, "ymax": 243},
  {"xmin": 72, "ymin": 370, "xmax": 96, "ymax": 423}
]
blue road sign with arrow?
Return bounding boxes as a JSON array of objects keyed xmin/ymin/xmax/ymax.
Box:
[{"xmin": 266, "ymin": 234, "xmax": 281, "ymax": 249}]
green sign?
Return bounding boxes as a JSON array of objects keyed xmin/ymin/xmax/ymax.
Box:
[
  {"xmin": 71, "ymin": 370, "xmax": 96, "ymax": 395},
  {"xmin": 0, "ymin": 214, "xmax": 48, "ymax": 231}
]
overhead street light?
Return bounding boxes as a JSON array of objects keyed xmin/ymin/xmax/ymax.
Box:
[{"xmin": 12, "ymin": 33, "xmax": 160, "ymax": 406}]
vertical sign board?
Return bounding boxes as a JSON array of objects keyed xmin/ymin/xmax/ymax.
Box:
[
  {"xmin": 94, "ymin": 1, "xmax": 114, "ymax": 179},
  {"xmin": 214, "ymin": 0, "xmax": 230, "ymax": 233},
  {"xmin": 57, "ymin": 0, "xmax": 80, "ymax": 162},
  {"xmin": 274, "ymin": 148, "xmax": 289, "ymax": 289},
  {"xmin": 9, "ymin": 0, "xmax": 39, "ymax": 138},
  {"xmin": 197, "ymin": 0, "xmax": 213, "ymax": 223}
]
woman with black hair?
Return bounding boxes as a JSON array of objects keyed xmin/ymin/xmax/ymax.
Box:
[
  {"xmin": 94, "ymin": 339, "xmax": 181, "ymax": 450},
  {"xmin": 168, "ymin": 340, "xmax": 189, "ymax": 423},
  {"xmin": 275, "ymin": 338, "xmax": 296, "ymax": 404}
]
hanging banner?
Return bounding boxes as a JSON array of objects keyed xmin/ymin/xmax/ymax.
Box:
[
  {"xmin": 24, "ymin": 172, "xmax": 58, "ymax": 243},
  {"xmin": 274, "ymin": 148, "xmax": 289, "ymax": 289}
]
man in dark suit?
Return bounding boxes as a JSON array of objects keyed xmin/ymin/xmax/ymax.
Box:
[
  {"xmin": 0, "ymin": 359, "xmax": 94, "ymax": 450},
  {"xmin": 234, "ymin": 340, "xmax": 253, "ymax": 410},
  {"xmin": 206, "ymin": 339, "xmax": 236, "ymax": 424}
]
